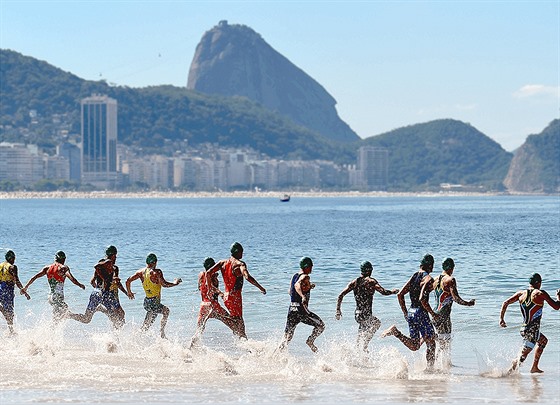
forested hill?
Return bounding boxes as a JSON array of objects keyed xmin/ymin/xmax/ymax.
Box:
[
  {"xmin": 0, "ymin": 49, "xmax": 354, "ymax": 162},
  {"xmin": 364, "ymin": 119, "xmax": 513, "ymax": 190}
]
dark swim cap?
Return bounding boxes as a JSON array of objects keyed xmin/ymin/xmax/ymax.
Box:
[
  {"xmin": 203, "ymin": 257, "xmax": 216, "ymax": 270},
  {"xmin": 442, "ymin": 258, "xmax": 454, "ymax": 271},
  {"xmin": 55, "ymin": 250, "xmax": 66, "ymax": 262},
  {"xmin": 299, "ymin": 256, "xmax": 313, "ymax": 269},
  {"xmin": 421, "ymin": 254, "xmax": 434, "ymax": 266},
  {"xmin": 5, "ymin": 250, "xmax": 15, "ymax": 261},
  {"xmin": 529, "ymin": 273, "xmax": 542, "ymax": 286},
  {"xmin": 105, "ymin": 245, "xmax": 118, "ymax": 256},
  {"xmin": 146, "ymin": 253, "xmax": 157, "ymax": 265},
  {"xmin": 360, "ymin": 261, "xmax": 373, "ymax": 275},
  {"xmin": 230, "ymin": 242, "xmax": 243, "ymax": 255}
]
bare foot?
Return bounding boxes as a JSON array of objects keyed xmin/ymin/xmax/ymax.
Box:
[
  {"xmin": 306, "ymin": 338, "xmax": 318, "ymax": 353},
  {"xmin": 530, "ymin": 368, "xmax": 544, "ymax": 373},
  {"xmin": 381, "ymin": 325, "xmax": 398, "ymax": 338}
]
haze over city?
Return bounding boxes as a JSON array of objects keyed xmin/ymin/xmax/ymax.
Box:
[{"xmin": 1, "ymin": 0, "xmax": 558, "ymax": 151}]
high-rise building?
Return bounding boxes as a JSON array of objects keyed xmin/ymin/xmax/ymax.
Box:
[
  {"xmin": 81, "ymin": 94, "xmax": 118, "ymax": 188},
  {"xmin": 357, "ymin": 146, "xmax": 388, "ymax": 191}
]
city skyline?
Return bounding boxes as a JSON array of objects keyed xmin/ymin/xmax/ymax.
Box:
[{"xmin": 1, "ymin": 1, "xmax": 558, "ymax": 152}]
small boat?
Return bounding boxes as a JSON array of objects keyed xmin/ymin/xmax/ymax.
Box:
[{"xmin": 280, "ymin": 194, "xmax": 290, "ymax": 202}]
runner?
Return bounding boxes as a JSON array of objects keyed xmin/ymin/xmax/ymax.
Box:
[
  {"xmin": 381, "ymin": 254, "xmax": 437, "ymax": 370},
  {"xmin": 205, "ymin": 242, "xmax": 266, "ymax": 339},
  {"xmin": 125, "ymin": 253, "xmax": 182, "ymax": 339},
  {"xmin": 336, "ymin": 260, "xmax": 399, "ymax": 352},
  {"xmin": 278, "ymin": 257, "xmax": 325, "ymax": 352},
  {"xmin": 0, "ymin": 250, "xmax": 30, "ymax": 334},
  {"xmin": 21, "ymin": 250, "xmax": 85, "ymax": 322},
  {"xmin": 67, "ymin": 245, "xmax": 126, "ymax": 329},
  {"xmin": 189, "ymin": 257, "xmax": 237, "ymax": 347},
  {"xmin": 420, "ymin": 257, "xmax": 475, "ymax": 367},
  {"xmin": 499, "ymin": 273, "xmax": 560, "ymax": 373}
]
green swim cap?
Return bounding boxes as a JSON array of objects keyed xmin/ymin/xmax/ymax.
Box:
[
  {"xmin": 360, "ymin": 261, "xmax": 373, "ymax": 275},
  {"xmin": 299, "ymin": 256, "xmax": 313, "ymax": 269},
  {"xmin": 5, "ymin": 250, "xmax": 15, "ymax": 261},
  {"xmin": 442, "ymin": 258, "xmax": 454, "ymax": 271},
  {"xmin": 146, "ymin": 253, "xmax": 157, "ymax": 265},
  {"xmin": 105, "ymin": 245, "xmax": 117, "ymax": 256},
  {"xmin": 421, "ymin": 254, "xmax": 434, "ymax": 266},
  {"xmin": 203, "ymin": 257, "xmax": 216, "ymax": 270},
  {"xmin": 230, "ymin": 242, "xmax": 243, "ymax": 255},
  {"xmin": 55, "ymin": 250, "xmax": 66, "ymax": 262},
  {"xmin": 529, "ymin": 272, "xmax": 542, "ymax": 286}
]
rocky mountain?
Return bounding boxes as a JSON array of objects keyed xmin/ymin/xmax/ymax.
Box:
[
  {"xmin": 364, "ymin": 119, "xmax": 513, "ymax": 190},
  {"xmin": 187, "ymin": 21, "xmax": 359, "ymax": 143},
  {"xmin": 503, "ymin": 119, "xmax": 559, "ymax": 193}
]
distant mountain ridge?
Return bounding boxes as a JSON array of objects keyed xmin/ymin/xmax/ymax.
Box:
[
  {"xmin": 1, "ymin": 48, "xmax": 557, "ymax": 193},
  {"xmin": 187, "ymin": 21, "xmax": 359, "ymax": 143}
]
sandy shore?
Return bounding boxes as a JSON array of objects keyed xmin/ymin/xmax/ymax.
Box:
[{"xmin": 0, "ymin": 190, "xmax": 531, "ymax": 199}]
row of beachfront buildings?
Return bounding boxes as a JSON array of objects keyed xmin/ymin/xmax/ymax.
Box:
[{"xmin": 0, "ymin": 95, "xmax": 388, "ymax": 191}]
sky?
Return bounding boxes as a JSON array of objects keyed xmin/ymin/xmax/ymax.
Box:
[{"xmin": 1, "ymin": 1, "xmax": 558, "ymax": 152}]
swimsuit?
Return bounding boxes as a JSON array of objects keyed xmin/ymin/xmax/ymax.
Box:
[
  {"xmin": 47, "ymin": 262, "xmax": 67, "ymax": 314},
  {"xmin": 284, "ymin": 272, "xmax": 324, "ymax": 336},
  {"xmin": 353, "ymin": 277, "xmax": 379, "ymax": 334},
  {"xmin": 142, "ymin": 268, "xmax": 164, "ymax": 313},
  {"xmin": 197, "ymin": 272, "xmax": 229, "ymax": 323},
  {"xmin": 221, "ymin": 258, "xmax": 244, "ymax": 317},
  {"xmin": 407, "ymin": 270, "xmax": 435, "ymax": 340},
  {"xmin": 433, "ymin": 274, "xmax": 453, "ymax": 338},
  {"xmin": 0, "ymin": 261, "xmax": 15, "ymax": 313},
  {"xmin": 519, "ymin": 289, "xmax": 543, "ymax": 349}
]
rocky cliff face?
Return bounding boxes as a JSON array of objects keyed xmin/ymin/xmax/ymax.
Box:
[
  {"xmin": 187, "ymin": 21, "xmax": 359, "ymax": 143},
  {"xmin": 503, "ymin": 120, "xmax": 559, "ymax": 193}
]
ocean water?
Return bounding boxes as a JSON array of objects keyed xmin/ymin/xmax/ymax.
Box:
[{"xmin": 0, "ymin": 195, "xmax": 559, "ymax": 404}]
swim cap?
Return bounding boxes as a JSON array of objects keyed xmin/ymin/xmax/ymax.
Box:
[
  {"xmin": 442, "ymin": 258, "xmax": 454, "ymax": 271},
  {"xmin": 146, "ymin": 253, "xmax": 157, "ymax": 265},
  {"xmin": 529, "ymin": 273, "xmax": 542, "ymax": 287},
  {"xmin": 299, "ymin": 256, "xmax": 313, "ymax": 269},
  {"xmin": 55, "ymin": 250, "xmax": 66, "ymax": 262},
  {"xmin": 105, "ymin": 245, "xmax": 117, "ymax": 256},
  {"xmin": 421, "ymin": 254, "xmax": 434, "ymax": 266},
  {"xmin": 5, "ymin": 250, "xmax": 15, "ymax": 261},
  {"xmin": 360, "ymin": 261, "xmax": 373, "ymax": 275},
  {"xmin": 230, "ymin": 242, "xmax": 243, "ymax": 255},
  {"xmin": 203, "ymin": 257, "xmax": 216, "ymax": 270}
]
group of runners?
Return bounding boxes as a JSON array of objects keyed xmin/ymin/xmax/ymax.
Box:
[{"xmin": 0, "ymin": 245, "xmax": 559, "ymax": 374}]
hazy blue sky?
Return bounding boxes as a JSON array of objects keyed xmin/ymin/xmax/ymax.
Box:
[{"xmin": 1, "ymin": 1, "xmax": 558, "ymax": 151}]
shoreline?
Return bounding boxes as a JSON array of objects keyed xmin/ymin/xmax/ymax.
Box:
[{"xmin": 0, "ymin": 190, "xmax": 555, "ymax": 199}]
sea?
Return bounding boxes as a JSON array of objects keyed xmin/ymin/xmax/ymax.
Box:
[{"xmin": 0, "ymin": 195, "xmax": 558, "ymax": 404}]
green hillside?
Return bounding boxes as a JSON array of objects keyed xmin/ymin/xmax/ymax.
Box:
[{"xmin": 364, "ymin": 119, "xmax": 513, "ymax": 190}]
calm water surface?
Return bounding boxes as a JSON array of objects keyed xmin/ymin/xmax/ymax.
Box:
[{"xmin": 0, "ymin": 195, "xmax": 558, "ymax": 404}]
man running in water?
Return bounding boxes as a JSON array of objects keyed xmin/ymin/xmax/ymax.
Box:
[
  {"xmin": 336, "ymin": 261, "xmax": 399, "ymax": 352},
  {"xmin": 278, "ymin": 257, "xmax": 325, "ymax": 353},
  {"xmin": 381, "ymin": 254, "xmax": 437, "ymax": 370},
  {"xmin": 126, "ymin": 253, "xmax": 182, "ymax": 339},
  {"xmin": 205, "ymin": 242, "xmax": 266, "ymax": 339},
  {"xmin": 21, "ymin": 250, "xmax": 85, "ymax": 322},
  {"xmin": 500, "ymin": 273, "xmax": 560, "ymax": 373},
  {"xmin": 189, "ymin": 257, "xmax": 237, "ymax": 348},
  {"xmin": 0, "ymin": 250, "xmax": 30, "ymax": 334},
  {"xmin": 68, "ymin": 245, "xmax": 126, "ymax": 329},
  {"xmin": 420, "ymin": 257, "xmax": 475, "ymax": 367}
]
